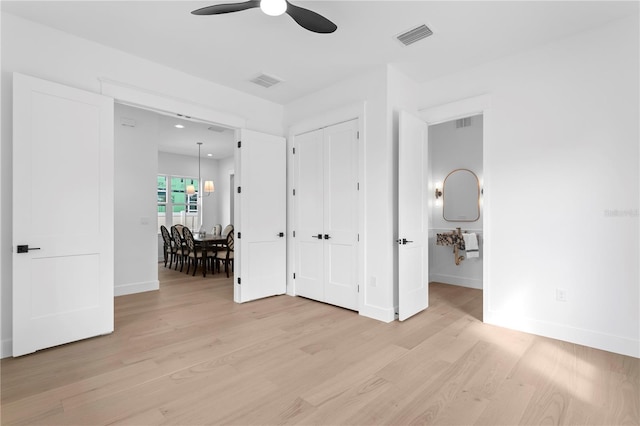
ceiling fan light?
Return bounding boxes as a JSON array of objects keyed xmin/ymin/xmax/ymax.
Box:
[{"xmin": 260, "ymin": 0, "xmax": 286, "ymax": 16}]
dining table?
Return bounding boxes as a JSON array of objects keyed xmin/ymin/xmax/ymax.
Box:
[
  {"xmin": 193, "ymin": 233, "xmax": 227, "ymax": 248},
  {"xmin": 188, "ymin": 233, "xmax": 227, "ymax": 275}
]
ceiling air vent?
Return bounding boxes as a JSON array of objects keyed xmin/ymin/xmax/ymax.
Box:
[
  {"xmin": 207, "ymin": 125, "xmax": 227, "ymax": 133},
  {"xmin": 455, "ymin": 117, "xmax": 472, "ymax": 128},
  {"xmin": 396, "ymin": 24, "xmax": 433, "ymax": 46},
  {"xmin": 250, "ymin": 73, "xmax": 283, "ymax": 88}
]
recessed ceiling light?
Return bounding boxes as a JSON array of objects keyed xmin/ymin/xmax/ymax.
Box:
[
  {"xmin": 175, "ymin": 124, "xmax": 184, "ymax": 129},
  {"xmin": 207, "ymin": 153, "xmax": 213, "ymax": 157}
]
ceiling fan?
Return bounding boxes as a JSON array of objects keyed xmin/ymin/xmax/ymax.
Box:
[{"xmin": 191, "ymin": 0, "xmax": 337, "ymax": 34}]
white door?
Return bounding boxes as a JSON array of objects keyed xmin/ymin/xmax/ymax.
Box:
[
  {"xmin": 323, "ymin": 121, "xmax": 359, "ymax": 310},
  {"xmin": 398, "ymin": 111, "xmax": 429, "ymax": 321},
  {"xmin": 12, "ymin": 73, "xmax": 114, "ymax": 356},
  {"xmin": 294, "ymin": 120, "xmax": 358, "ymax": 311},
  {"xmin": 235, "ymin": 129, "xmax": 286, "ymax": 303},
  {"xmin": 293, "ymin": 129, "xmax": 324, "ymax": 301}
]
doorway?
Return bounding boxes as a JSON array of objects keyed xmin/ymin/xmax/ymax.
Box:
[
  {"xmin": 113, "ymin": 103, "xmax": 236, "ymax": 296},
  {"xmin": 428, "ymin": 115, "xmax": 483, "ymax": 291},
  {"xmin": 419, "ymin": 94, "xmax": 491, "ymax": 322}
]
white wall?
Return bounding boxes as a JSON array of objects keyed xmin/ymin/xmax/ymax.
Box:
[
  {"xmin": 0, "ymin": 12, "xmax": 284, "ymax": 357},
  {"xmin": 216, "ymin": 156, "xmax": 236, "ymax": 228},
  {"xmin": 429, "ymin": 116, "xmax": 483, "ymax": 289},
  {"xmin": 417, "ymin": 16, "xmax": 639, "ymax": 357},
  {"xmin": 114, "ymin": 104, "xmax": 160, "ymax": 296}
]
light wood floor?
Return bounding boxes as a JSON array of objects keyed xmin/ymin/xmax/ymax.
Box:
[{"xmin": 2, "ymin": 266, "xmax": 638, "ymax": 425}]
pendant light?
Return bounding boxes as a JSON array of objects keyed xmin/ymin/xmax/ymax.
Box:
[
  {"xmin": 186, "ymin": 142, "xmax": 215, "ymax": 230},
  {"xmin": 185, "ymin": 142, "xmax": 202, "ymax": 197}
]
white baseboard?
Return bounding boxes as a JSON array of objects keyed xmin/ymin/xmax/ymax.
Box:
[
  {"xmin": 114, "ymin": 280, "xmax": 159, "ymax": 297},
  {"xmin": 484, "ymin": 310, "xmax": 640, "ymax": 359},
  {"xmin": 430, "ymin": 273, "xmax": 483, "ymax": 290},
  {"xmin": 359, "ymin": 303, "xmax": 395, "ymax": 323}
]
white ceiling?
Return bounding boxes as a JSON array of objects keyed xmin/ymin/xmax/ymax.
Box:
[
  {"xmin": 3, "ymin": 1, "xmax": 638, "ymax": 106},
  {"xmin": 116, "ymin": 103, "xmax": 236, "ymax": 158},
  {"xmin": 155, "ymin": 113, "xmax": 236, "ymax": 159}
]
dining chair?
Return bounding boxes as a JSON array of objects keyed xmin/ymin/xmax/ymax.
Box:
[
  {"xmin": 170, "ymin": 225, "xmax": 187, "ymax": 272},
  {"xmin": 182, "ymin": 227, "xmax": 213, "ymax": 277},
  {"xmin": 222, "ymin": 224, "xmax": 234, "ymax": 237},
  {"xmin": 160, "ymin": 225, "xmax": 178, "ymax": 268},
  {"xmin": 221, "ymin": 231, "xmax": 234, "ymax": 278}
]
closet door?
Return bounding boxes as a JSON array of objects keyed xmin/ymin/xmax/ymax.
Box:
[
  {"xmin": 294, "ymin": 129, "xmax": 324, "ymax": 301},
  {"xmin": 323, "ymin": 120, "xmax": 359, "ymax": 310},
  {"xmin": 294, "ymin": 120, "xmax": 358, "ymax": 311}
]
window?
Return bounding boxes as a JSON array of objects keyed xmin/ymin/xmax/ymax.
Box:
[
  {"xmin": 157, "ymin": 175, "xmax": 167, "ymax": 233},
  {"xmin": 157, "ymin": 175, "xmax": 199, "ymax": 232}
]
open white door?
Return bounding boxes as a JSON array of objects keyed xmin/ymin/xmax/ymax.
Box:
[
  {"xmin": 398, "ymin": 110, "xmax": 429, "ymax": 321},
  {"xmin": 235, "ymin": 129, "xmax": 286, "ymax": 303},
  {"xmin": 12, "ymin": 73, "xmax": 114, "ymax": 356}
]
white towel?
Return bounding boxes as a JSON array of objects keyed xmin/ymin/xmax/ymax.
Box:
[{"xmin": 463, "ymin": 233, "xmax": 479, "ymax": 258}]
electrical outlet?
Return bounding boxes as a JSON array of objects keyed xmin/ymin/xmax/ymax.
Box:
[{"xmin": 556, "ymin": 288, "xmax": 568, "ymax": 302}]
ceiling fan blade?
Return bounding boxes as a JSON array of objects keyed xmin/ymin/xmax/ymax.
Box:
[
  {"xmin": 191, "ymin": 1, "xmax": 260, "ymax": 15},
  {"xmin": 285, "ymin": 1, "xmax": 337, "ymax": 33}
]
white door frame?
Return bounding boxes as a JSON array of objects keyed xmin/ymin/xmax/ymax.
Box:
[
  {"xmin": 101, "ymin": 78, "xmax": 254, "ymax": 302},
  {"xmin": 419, "ymin": 94, "xmax": 491, "ymax": 321},
  {"xmin": 99, "ymin": 78, "xmax": 246, "ymax": 130},
  {"xmin": 287, "ymin": 102, "xmax": 366, "ymax": 313}
]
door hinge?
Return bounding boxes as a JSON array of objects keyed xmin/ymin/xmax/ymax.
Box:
[
  {"xmin": 293, "ymin": 189, "xmax": 296, "ymax": 196},
  {"xmin": 293, "ymin": 147, "xmax": 296, "ymax": 154},
  {"xmin": 293, "ymin": 230, "xmax": 296, "ymax": 238},
  {"xmin": 237, "ymin": 277, "xmax": 241, "ymax": 285},
  {"xmin": 238, "ymin": 232, "xmax": 241, "ymax": 239},
  {"xmin": 293, "ymin": 273, "xmax": 296, "ymax": 279},
  {"xmin": 237, "ymin": 186, "xmax": 242, "ymax": 194},
  {"xmin": 357, "ymin": 182, "xmax": 360, "ymax": 191},
  {"xmin": 357, "ymin": 233, "xmax": 359, "ymax": 242},
  {"xmin": 237, "ymin": 141, "xmax": 241, "ymax": 148},
  {"xmin": 357, "ymin": 131, "xmax": 360, "ymax": 139},
  {"xmin": 357, "ymin": 285, "xmax": 360, "ymax": 292}
]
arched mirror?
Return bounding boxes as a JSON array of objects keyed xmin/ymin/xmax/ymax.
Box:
[{"xmin": 443, "ymin": 168, "xmax": 480, "ymax": 222}]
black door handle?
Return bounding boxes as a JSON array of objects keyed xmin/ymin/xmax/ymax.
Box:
[
  {"xmin": 312, "ymin": 234, "xmax": 322, "ymax": 239},
  {"xmin": 17, "ymin": 245, "xmax": 41, "ymax": 253},
  {"xmin": 277, "ymin": 232, "xmax": 284, "ymax": 238},
  {"xmin": 324, "ymin": 234, "xmax": 331, "ymax": 240},
  {"xmin": 396, "ymin": 238, "xmax": 414, "ymax": 245}
]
